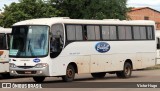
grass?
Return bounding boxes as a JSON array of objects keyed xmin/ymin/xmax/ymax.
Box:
[{"xmin": 145, "ymin": 64, "xmax": 160, "ymax": 70}]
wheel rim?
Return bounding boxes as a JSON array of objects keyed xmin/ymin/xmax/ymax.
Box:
[
  {"xmin": 67, "ymin": 68, "xmax": 73, "ymax": 78},
  {"xmin": 125, "ymin": 66, "xmax": 131, "ymax": 76}
]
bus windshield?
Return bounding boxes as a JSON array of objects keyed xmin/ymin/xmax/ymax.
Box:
[
  {"xmin": 9, "ymin": 25, "xmax": 49, "ymax": 57},
  {"xmin": 0, "ymin": 33, "xmax": 6, "ymax": 50}
]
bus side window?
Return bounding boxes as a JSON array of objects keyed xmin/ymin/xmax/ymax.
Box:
[
  {"xmin": 147, "ymin": 26, "xmax": 153, "ymax": 40},
  {"xmin": 102, "ymin": 26, "xmax": 117, "ymax": 40},
  {"xmin": 86, "ymin": 25, "xmax": 100, "ymax": 40},
  {"xmin": 118, "ymin": 26, "xmax": 132, "ymax": 40},
  {"xmin": 66, "ymin": 25, "xmax": 83, "ymax": 41}
]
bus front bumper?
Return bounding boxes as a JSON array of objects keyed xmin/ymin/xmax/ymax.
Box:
[{"xmin": 9, "ymin": 66, "xmax": 50, "ymax": 76}]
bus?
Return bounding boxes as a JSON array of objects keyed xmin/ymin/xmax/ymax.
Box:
[
  {"xmin": 9, "ymin": 17, "xmax": 156, "ymax": 82},
  {"xmin": 156, "ymin": 30, "xmax": 160, "ymax": 64},
  {"xmin": 0, "ymin": 27, "xmax": 11, "ymax": 78}
]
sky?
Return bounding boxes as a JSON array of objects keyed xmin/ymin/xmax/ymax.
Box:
[
  {"xmin": 0, "ymin": 0, "xmax": 160, "ymax": 12},
  {"xmin": 127, "ymin": 0, "xmax": 160, "ymax": 11},
  {"xmin": 0, "ymin": 0, "xmax": 18, "ymax": 11}
]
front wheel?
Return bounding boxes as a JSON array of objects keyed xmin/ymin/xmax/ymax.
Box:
[
  {"xmin": 33, "ymin": 77, "xmax": 45, "ymax": 83},
  {"xmin": 1, "ymin": 73, "xmax": 11, "ymax": 79},
  {"xmin": 116, "ymin": 62, "xmax": 132, "ymax": 78},
  {"xmin": 62, "ymin": 65, "xmax": 75, "ymax": 82},
  {"xmin": 0, "ymin": 74, "xmax": 2, "ymax": 79}
]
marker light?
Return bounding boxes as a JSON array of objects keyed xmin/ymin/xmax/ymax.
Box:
[
  {"xmin": 9, "ymin": 63, "xmax": 17, "ymax": 68},
  {"xmin": 35, "ymin": 63, "xmax": 48, "ymax": 68}
]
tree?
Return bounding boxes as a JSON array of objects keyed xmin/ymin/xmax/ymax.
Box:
[
  {"xmin": 0, "ymin": 0, "xmax": 129, "ymax": 27},
  {"xmin": 54, "ymin": 0, "xmax": 128, "ymax": 20},
  {"xmin": 0, "ymin": 13, "xmax": 3, "ymax": 26},
  {"xmin": 0, "ymin": 0, "xmax": 60, "ymax": 28}
]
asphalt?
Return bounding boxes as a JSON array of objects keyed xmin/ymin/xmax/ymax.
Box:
[{"xmin": 0, "ymin": 69, "xmax": 160, "ymax": 91}]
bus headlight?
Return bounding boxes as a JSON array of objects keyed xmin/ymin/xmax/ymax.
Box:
[
  {"xmin": 35, "ymin": 63, "xmax": 48, "ymax": 68},
  {"xmin": 10, "ymin": 63, "xmax": 17, "ymax": 68}
]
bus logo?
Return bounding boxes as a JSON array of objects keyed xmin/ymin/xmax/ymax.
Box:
[
  {"xmin": 95, "ymin": 42, "xmax": 110, "ymax": 53},
  {"xmin": 33, "ymin": 58, "xmax": 40, "ymax": 63}
]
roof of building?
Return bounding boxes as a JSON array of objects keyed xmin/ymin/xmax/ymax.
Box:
[{"xmin": 129, "ymin": 7, "xmax": 160, "ymax": 14}]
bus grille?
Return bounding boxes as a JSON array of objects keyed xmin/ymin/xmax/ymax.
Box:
[
  {"xmin": 16, "ymin": 71, "xmax": 36, "ymax": 74},
  {"xmin": 17, "ymin": 66, "xmax": 34, "ymax": 69}
]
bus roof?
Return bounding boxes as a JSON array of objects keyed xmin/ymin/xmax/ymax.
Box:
[
  {"xmin": 0, "ymin": 27, "xmax": 12, "ymax": 33},
  {"xmin": 13, "ymin": 17, "xmax": 155, "ymax": 26}
]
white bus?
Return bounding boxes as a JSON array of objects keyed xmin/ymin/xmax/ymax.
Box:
[
  {"xmin": 156, "ymin": 30, "xmax": 160, "ymax": 64},
  {"xmin": 0, "ymin": 27, "xmax": 11, "ymax": 78},
  {"xmin": 9, "ymin": 18, "xmax": 156, "ymax": 82}
]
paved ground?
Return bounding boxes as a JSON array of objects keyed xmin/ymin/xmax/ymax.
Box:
[{"xmin": 0, "ymin": 69, "xmax": 160, "ymax": 91}]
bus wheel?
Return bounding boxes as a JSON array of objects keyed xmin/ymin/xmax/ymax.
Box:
[
  {"xmin": 33, "ymin": 77, "xmax": 45, "ymax": 83},
  {"xmin": 0, "ymin": 74, "xmax": 2, "ymax": 79},
  {"xmin": 91, "ymin": 72, "xmax": 106, "ymax": 78},
  {"xmin": 1, "ymin": 73, "xmax": 11, "ymax": 79},
  {"xmin": 116, "ymin": 62, "xmax": 132, "ymax": 78},
  {"xmin": 62, "ymin": 65, "xmax": 75, "ymax": 82},
  {"xmin": 116, "ymin": 72, "xmax": 123, "ymax": 78}
]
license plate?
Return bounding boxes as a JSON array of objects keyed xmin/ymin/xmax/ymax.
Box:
[{"xmin": 25, "ymin": 71, "xmax": 32, "ymax": 74}]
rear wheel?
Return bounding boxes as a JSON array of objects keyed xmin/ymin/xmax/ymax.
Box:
[
  {"xmin": 62, "ymin": 65, "xmax": 75, "ymax": 82},
  {"xmin": 116, "ymin": 62, "xmax": 132, "ymax": 78},
  {"xmin": 33, "ymin": 77, "xmax": 45, "ymax": 83},
  {"xmin": 91, "ymin": 72, "xmax": 106, "ymax": 78}
]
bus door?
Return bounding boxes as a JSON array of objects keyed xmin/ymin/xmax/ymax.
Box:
[
  {"xmin": 50, "ymin": 24, "xmax": 64, "ymax": 58},
  {"xmin": 156, "ymin": 37, "xmax": 160, "ymax": 64}
]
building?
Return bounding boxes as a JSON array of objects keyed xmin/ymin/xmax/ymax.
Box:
[{"xmin": 127, "ymin": 7, "xmax": 160, "ymax": 30}]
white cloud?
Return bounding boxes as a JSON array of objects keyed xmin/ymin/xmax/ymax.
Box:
[{"xmin": 127, "ymin": 0, "xmax": 160, "ymax": 11}]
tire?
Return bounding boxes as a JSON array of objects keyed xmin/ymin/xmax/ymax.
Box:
[
  {"xmin": 62, "ymin": 65, "xmax": 75, "ymax": 82},
  {"xmin": 0, "ymin": 74, "xmax": 3, "ymax": 79},
  {"xmin": 116, "ymin": 72, "xmax": 123, "ymax": 78},
  {"xmin": 116, "ymin": 62, "xmax": 132, "ymax": 78},
  {"xmin": 33, "ymin": 77, "xmax": 45, "ymax": 83},
  {"xmin": 1, "ymin": 73, "xmax": 11, "ymax": 79},
  {"xmin": 91, "ymin": 72, "xmax": 106, "ymax": 78}
]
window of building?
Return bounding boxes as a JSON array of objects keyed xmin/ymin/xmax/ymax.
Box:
[{"xmin": 144, "ymin": 16, "xmax": 149, "ymax": 20}]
